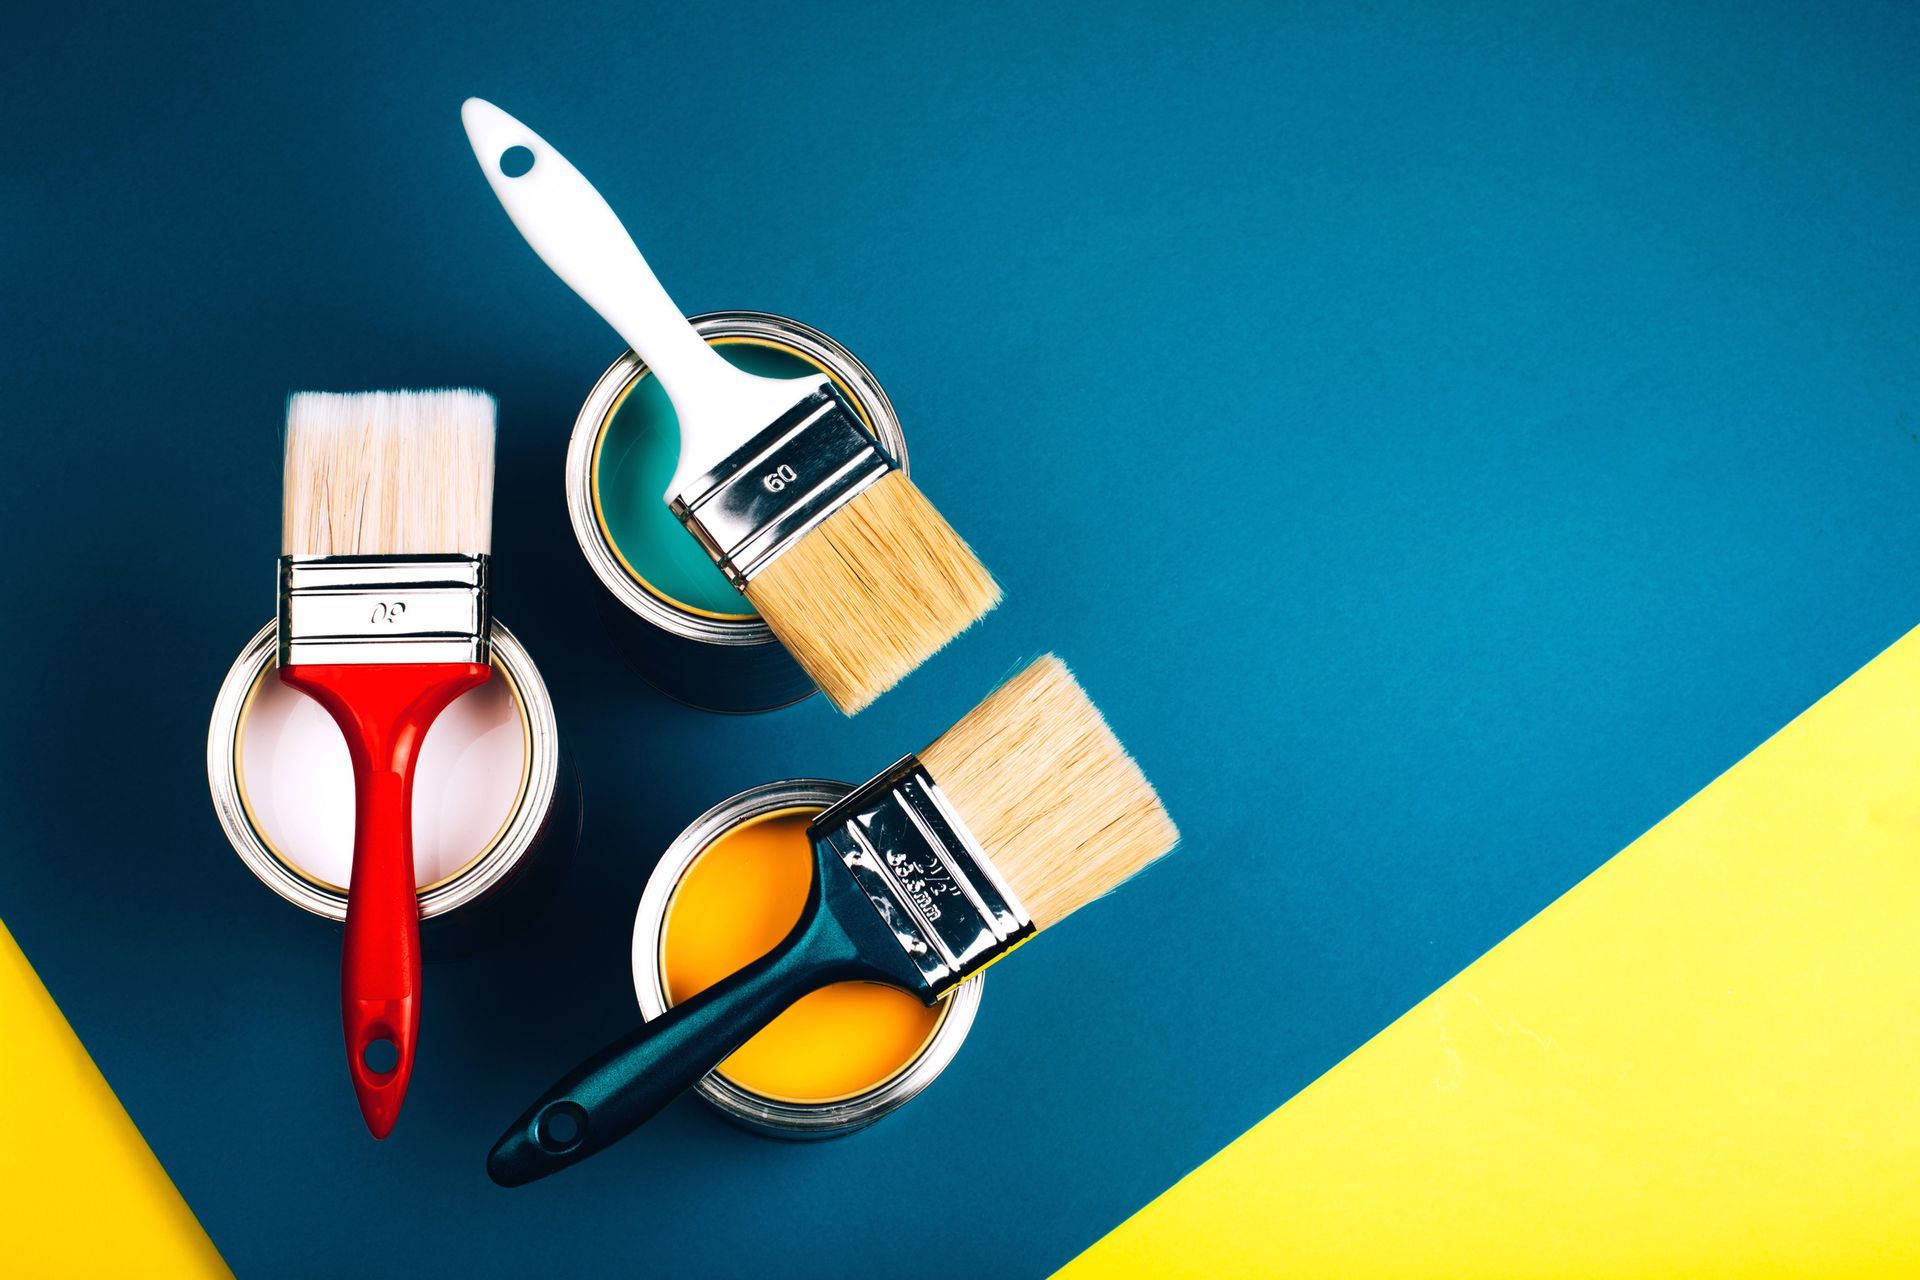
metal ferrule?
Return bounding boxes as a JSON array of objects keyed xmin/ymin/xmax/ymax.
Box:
[
  {"xmin": 669, "ymin": 385, "xmax": 897, "ymax": 588},
  {"xmin": 277, "ymin": 554, "xmax": 492, "ymax": 667},
  {"xmin": 811, "ymin": 755, "xmax": 1035, "ymax": 1000}
]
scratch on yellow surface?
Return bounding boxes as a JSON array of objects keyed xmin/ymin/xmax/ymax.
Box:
[
  {"xmin": 1061, "ymin": 626, "xmax": 1920, "ymax": 1279},
  {"xmin": 0, "ymin": 921, "xmax": 229, "ymax": 1277}
]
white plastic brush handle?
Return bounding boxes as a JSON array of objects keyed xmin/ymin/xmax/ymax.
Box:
[{"xmin": 461, "ymin": 98, "xmax": 824, "ymax": 499}]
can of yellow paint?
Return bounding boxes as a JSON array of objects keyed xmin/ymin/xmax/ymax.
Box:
[
  {"xmin": 631, "ymin": 779, "xmax": 982, "ymax": 1137},
  {"xmin": 206, "ymin": 619, "xmax": 579, "ymax": 952},
  {"xmin": 565, "ymin": 312, "xmax": 910, "ymax": 713}
]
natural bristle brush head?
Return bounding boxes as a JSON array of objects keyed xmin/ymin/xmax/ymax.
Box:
[
  {"xmin": 282, "ymin": 389, "xmax": 497, "ymax": 557},
  {"xmin": 743, "ymin": 471, "xmax": 1001, "ymax": 714},
  {"xmin": 919, "ymin": 655, "xmax": 1179, "ymax": 929}
]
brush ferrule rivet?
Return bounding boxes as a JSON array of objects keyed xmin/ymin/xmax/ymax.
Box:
[
  {"xmin": 277, "ymin": 554, "xmax": 492, "ymax": 666},
  {"xmin": 670, "ymin": 386, "xmax": 896, "ymax": 588},
  {"xmin": 811, "ymin": 755, "xmax": 1034, "ymax": 1000}
]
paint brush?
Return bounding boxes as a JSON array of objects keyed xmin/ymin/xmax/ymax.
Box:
[
  {"xmin": 486, "ymin": 655, "xmax": 1177, "ymax": 1185},
  {"xmin": 460, "ymin": 97, "xmax": 1000, "ymax": 714},
  {"xmin": 278, "ymin": 389, "xmax": 496, "ymax": 1137}
]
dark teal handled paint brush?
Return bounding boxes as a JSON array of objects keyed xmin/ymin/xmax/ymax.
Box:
[{"xmin": 487, "ymin": 656, "xmax": 1178, "ymax": 1186}]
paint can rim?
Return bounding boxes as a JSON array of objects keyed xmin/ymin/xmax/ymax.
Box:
[
  {"xmin": 631, "ymin": 778, "xmax": 982, "ymax": 1138},
  {"xmin": 206, "ymin": 618, "xmax": 562, "ymax": 922},
  {"xmin": 565, "ymin": 311, "xmax": 910, "ymax": 649}
]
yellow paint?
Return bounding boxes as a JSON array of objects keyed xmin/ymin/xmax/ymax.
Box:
[
  {"xmin": 1062, "ymin": 625, "xmax": 1920, "ymax": 1279},
  {"xmin": 0, "ymin": 921, "xmax": 229, "ymax": 1276},
  {"xmin": 663, "ymin": 807, "xmax": 946, "ymax": 1102}
]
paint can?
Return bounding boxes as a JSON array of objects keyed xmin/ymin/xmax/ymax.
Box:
[
  {"xmin": 631, "ymin": 779, "xmax": 982, "ymax": 1138},
  {"xmin": 207, "ymin": 619, "xmax": 579, "ymax": 952},
  {"xmin": 566, "ymin": 312, "xmax": 910, "ymax": 713}
]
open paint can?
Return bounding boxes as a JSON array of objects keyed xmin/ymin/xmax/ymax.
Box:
[
  {"xmin": 566, "ymin": 312, "xmax": 910, "ymax": 713},
  {"xmin": 206, "ymin": 619, "xmax": 579, "ymax": 952},
  {"xmin": 632, "ymin": 780, "xmax": 982, "ymax": 1138}
]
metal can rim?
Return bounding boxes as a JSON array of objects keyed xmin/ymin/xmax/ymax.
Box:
[
  {"xmin": 205, "ymin": 618, "xmax": 561, "ymax": 922},
  {"xmin": 565, "ymin": 311, "xmax": 909, "ymax": 649},
  {"xmin": 631, "ymin": 778, "xmax": 983, "ymax": 1138}
]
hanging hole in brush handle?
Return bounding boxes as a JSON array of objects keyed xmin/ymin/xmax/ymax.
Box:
[
  {"xmin": 457, "ymin": 96, "xmax": 827, "ymax": 498},
  {"xmin": 362, "ymin": 1037, "xmax": 400, "ymax": 1074},
  {"xmin": 535, "ymin": 1101, "xmax": 586, "ymax": 1152},
  {"xmin": 345, "ymin": 997, "xmax": 416, "ymax": 1136},
  {"xmin": 498, "ymin": 145, "xmax": 535, "ymax": 178},
  {"xmin": 459, "ymin": 98, "xmax": 741, "ymax": 403},
  {"xmin": 486, "ymin": 895, "xmax": 875, "ymax": 1186}
]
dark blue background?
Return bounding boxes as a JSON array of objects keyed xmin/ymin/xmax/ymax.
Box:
[{"xmin": 3, "ymin": 2, "xmax": 1916, "ymax": 1275}]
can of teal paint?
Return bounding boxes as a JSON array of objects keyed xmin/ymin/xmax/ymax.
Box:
[
  {"xmin": 206, "ymin": 619, "xmax": 580, "ymax": 953},
  {"xmin": 564, "ymin": 312, "xmax": 910, "ymax": 713}
]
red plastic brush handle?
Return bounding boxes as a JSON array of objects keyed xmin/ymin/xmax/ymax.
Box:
[{"xmin": 278, "ymin": 660, "xmax": 491, "ymax": 1138}]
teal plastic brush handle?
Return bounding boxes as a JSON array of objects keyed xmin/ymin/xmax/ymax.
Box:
[{"xmin": 486, "ymin": 842, "xmax": 923, "ymax": 1187}]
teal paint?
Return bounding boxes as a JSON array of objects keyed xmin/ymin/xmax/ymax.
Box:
[{"xmin": 594, "ymin": 342, "xmax": 829, "ymax": 617}]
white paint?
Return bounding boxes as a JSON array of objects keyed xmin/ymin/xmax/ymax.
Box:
[{"xmin": 238, "ymin": 672, "xmax": 524, "ymax": 890}]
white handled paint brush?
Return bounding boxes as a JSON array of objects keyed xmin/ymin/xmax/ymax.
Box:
[
  {"xmin": 487, "ymin": 656, "xmax": 1177, "ymax": 1184},
  {"xmin": 278, "ymin": 389, "xmax": 496, "ymax": 1136},
  {"xmin": 460, "ymin": 97, "xmax": 1000, "ymax": 713}
]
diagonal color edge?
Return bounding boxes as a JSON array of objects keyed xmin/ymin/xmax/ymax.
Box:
[
  {"xmin": 0, "ymin": 920, "xmax": 230, "ymax": 1276},
  {"xmin": 1059, "ymin": 625, "xmax": 1920, "ymax": 1279}
]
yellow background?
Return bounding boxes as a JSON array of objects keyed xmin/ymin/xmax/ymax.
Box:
[
  {"xmin": 1062, "ymin": 627, "xmax": 1920, "ymax": 1277},
  {"xmin": 0, "ymin": 922, "xmax": 228, "ymax": 1276}
]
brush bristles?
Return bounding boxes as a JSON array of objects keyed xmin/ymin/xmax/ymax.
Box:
[
  {"xmin": 920, "ymin": 656, "xmax": 1178, "ymax": 930},
  {"xmin": 281, "ymin": 390, "xmax": 497, "ymax": 557},
  {"xmin": 743, "ymin": 472, "xmax": 1000, "ymax": 714}
]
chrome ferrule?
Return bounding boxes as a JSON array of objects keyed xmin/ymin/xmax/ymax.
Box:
[
  {"xmin": 277, "ymin": 554, "xmax": 492, "ymax": 666},
  {"xmin": 811, "ymin": 755, "xmax": 1035, "ymax": 1000},
  {"xmin": 669, "ymin": 385, "xmax": 896, "ymax": 588}
]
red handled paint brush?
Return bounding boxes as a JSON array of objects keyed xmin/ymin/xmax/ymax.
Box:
[{"xmin": 277, "ymin": 390, "xmax": 496, "ymax": 1136}]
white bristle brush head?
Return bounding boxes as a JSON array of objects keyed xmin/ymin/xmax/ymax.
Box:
[
  {"xmin": 282, "ymin": 389, "xmax": 497, "ymax": 558},
  {"xmin": 920, "ymin": 655, "xmax": 1179, "ymax": 930}
]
